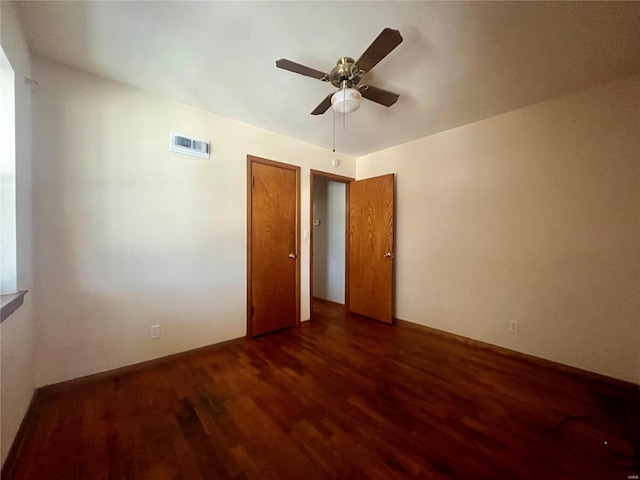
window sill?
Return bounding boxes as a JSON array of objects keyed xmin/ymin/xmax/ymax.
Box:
[{"xmin": 1, "ymin": 290, "xmax": 28, "ymax": 324}]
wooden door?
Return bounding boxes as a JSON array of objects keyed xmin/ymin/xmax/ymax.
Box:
[
  {"xmin": 348, "ymin": 174, "xmax": 394, "ymax": 323},
  {"xmin": 247, "ymin": 157, "xmax": 300, "ymax": 337}
]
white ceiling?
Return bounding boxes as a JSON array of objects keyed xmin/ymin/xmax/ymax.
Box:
[{"xmin": 15, "ymin": 1, "xmax": 640, "ymax": 156}]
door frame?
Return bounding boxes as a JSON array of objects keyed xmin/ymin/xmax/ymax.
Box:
[
  {"xmin": 246, "ymin": 155, "xmax": 301, "ymax": 337},
  {"xmin": 309, "ymin": 169, "xmax": 355, "ymax": 320}
]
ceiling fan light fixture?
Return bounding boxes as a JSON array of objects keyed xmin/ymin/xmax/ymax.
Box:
[{"xmin": 331, "ymin": 87, "xmax": 361, "ymax": 114}]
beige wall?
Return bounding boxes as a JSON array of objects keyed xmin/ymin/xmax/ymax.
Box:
[
  {"xmin": 31, "ymin": 58, "xmax": 355, "ymax": 387},
  {"xmin": 0, "ymin": 1, "xmax": 35, "ymax": 466},
  {"xmin": 357, "ymin": 74, "xmax": 640, "ymax": 384},
  {"xmin": 0, "ymin": 302, "xmax": 34, "ymax": 465}
]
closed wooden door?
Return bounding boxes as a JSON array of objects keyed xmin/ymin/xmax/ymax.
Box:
[
  {"xmin": 348, "ymin": 174, "xmax": 394, "ymax": 323},
  {"xmin": 248, "ymin": 157, "xmax": 300, "ymax": 337}
]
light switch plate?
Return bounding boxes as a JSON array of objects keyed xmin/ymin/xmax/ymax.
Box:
[{"xmin": 150, "ymin": 325, "xmax": 161, "ymax": 339}]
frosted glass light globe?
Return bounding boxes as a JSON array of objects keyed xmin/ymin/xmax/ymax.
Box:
[{"xmin": 331, "ymin": 88, "xmax": 361, "ymax": 114}]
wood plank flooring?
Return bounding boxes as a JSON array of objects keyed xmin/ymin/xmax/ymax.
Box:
[{"xmin": 3, "ymin": 300, "xmax": 639, "ymax": 479}]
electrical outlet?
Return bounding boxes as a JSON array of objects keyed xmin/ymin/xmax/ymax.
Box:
[
  {"xmin": 150, "ymin": 324, "xmax": 161, "ymax": 339},
  {"xmin": 509, "ymin": 320, "xmax": 518, "ymax": 333}
]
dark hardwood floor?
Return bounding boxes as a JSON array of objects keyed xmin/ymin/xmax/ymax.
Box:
[{"xmin": 3, "ymin": 300, "xmax": 639, "ymax": 479}]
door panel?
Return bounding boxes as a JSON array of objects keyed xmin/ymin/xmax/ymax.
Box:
[
  {"xmin": 249, "ymin": 160, "xmax": 299, "ymax": 336},
  {"xmin": 348, "ymin": 174, "xmax": 394, "ymax": 323}
]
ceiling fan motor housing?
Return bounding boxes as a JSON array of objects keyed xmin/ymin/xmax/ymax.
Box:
[{"xmin": 329, "ymin": 57, "xmax": 363, "ymax": 88}]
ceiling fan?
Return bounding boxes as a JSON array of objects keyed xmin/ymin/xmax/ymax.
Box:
[{"xmin": 276, "ymin": 28, "xmax": 403, "ymax": 116}]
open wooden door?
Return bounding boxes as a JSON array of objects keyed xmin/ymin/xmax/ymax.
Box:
[
  {"xmin": 247, "ymin": 156, "xmax": 300, "ymax": 337},
  {"xmin": 348, "ymin": 174, "xmax": 394, "ymax": 323}
]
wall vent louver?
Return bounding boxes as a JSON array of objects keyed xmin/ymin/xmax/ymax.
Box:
[{"xmin": 170, "ymin": 132, "xmax": 210, "ymax": 158}]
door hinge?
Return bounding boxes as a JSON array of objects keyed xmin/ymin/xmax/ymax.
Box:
[
  {"xmin": 251, "ymin": 305, "xmax": 255, "ymax": 316},
  {"xmin": 252, "ymin": 176, "xmax": 255, "ymax": 188}
]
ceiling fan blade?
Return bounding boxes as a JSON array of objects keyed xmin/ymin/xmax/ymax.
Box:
[
  {"xmin": 311, "ymin": 93, "xmax": 334, "ymax": 115},
  {"xmin": 355, "ymin": 28, "xmax": 403, "ymax": 73},
  {"xmin": 276, "ymin": 59, "xmax": 328, "ymax": 81},
  {"xmin": 359, "ymin": 85, "xmax": 400, "ymax": 107}
]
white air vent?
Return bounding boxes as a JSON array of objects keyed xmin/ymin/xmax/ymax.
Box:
[{"xmin": 170, "ymin": 132, "xmax": 210, "ymax": 158}]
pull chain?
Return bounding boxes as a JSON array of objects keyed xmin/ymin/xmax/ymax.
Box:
[
  {"xmin": 332, "ymin": 108, "xmax": 336, "ymax": 153},
  {"xmin": 343, "ymin": 89, "xmax": 346, "ymax": 132}
]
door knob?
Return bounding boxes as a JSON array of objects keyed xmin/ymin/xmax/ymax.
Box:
[
  {"xmin": 288, "ymin": 253, "xmax": 297, "ymax": 259},
  {"xmin": 384, "ymin": 252, "xmax": 393, "ymax": 258}
]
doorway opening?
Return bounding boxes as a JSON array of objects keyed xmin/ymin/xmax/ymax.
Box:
[{"xmin": 310, "ymin": 170, "xmax": 354, "ymax": 319}]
